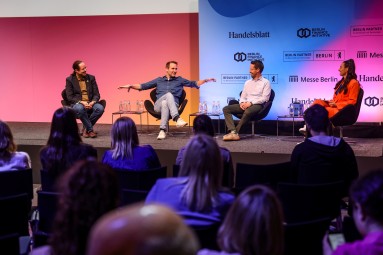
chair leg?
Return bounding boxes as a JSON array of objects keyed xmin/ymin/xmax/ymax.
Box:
[{"xmin": 339, "ymin": 126, "xmax": 343, "ymax": 138}]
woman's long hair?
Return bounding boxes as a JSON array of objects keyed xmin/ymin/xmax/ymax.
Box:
[
  {"xmin": 334, "ymin": 59, "xmax": 357, "ymax": 95},
  {"xmin": 0, "ymin": 120, "xmax": 16, "ymax": 160},
  {"xmin": 179, "ymin": 134, "xmax": 223, "ymax": 212},
  {"xmin": 218, "ymin": 185, "xmax": 284, "ymax": 255},
  {"xmin": 42, "ymin": 107, "xmax": 82, "ymax": 176},
  {"xmin": 110, "ymin": 117, "xmax": 139, "ymax": 159},
  {"xmin": 50, "ymin": 160, "xmax": 119, "ymax": 255}
]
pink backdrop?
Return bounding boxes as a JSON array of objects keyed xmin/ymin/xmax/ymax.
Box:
[{"xmin": 0, "ymin": 14, "xmax": 200, "ymax": 124}]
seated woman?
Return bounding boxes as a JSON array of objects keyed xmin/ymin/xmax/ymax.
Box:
[
  {"xmin": 198, "ymin": 185, "xmax": 284, "ymax": 255},
  {"xmin": 102, "ymin": 117, "xmax": 160, "ymax": 170},
  {"xmin": 323, "ymin": 169, "xmax": 383, "ymax": 255},
  {"xmin": 40, "ymin": 107, "xmax": 97, "ymax": 187},
  {"xmin": 0, "ymin": 120, "xmax": 31, "ymax": 171},
  {"xmin": 146, "ymin": 134, "xmax": 235, "ymax": 227},
  {"xmin": 176, "ymin": 115, "xmax": 233, "ymax": 186},
  {"xmin": 30, "ymin": 160, "xmax": 120, "ymax": 255},
  {"xmin": 300, "ymin": 59, "xmax": 361, "ymax": 133}
]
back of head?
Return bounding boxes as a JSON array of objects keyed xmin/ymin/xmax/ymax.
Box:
[
  {"xmin": 87, "ymin": 203, "xmax": 199, "ymax": 255},
  {"xmin": 48, "ymin": 107, "xmax": 81, "ymax": 147},
  {"xmin": 218, "ymin": 185, "xmax": 284, "ymax": 255},
  {"xmin": 111, "ymin": 117, "xmax": 139, "ymax": 159},
  {"xmin": 0, "ymin": 120, "xmax": 16, "ymax": 157},
  {"xmin": 304, "ymin": 104, "xmax": 329, "ymax": 133},
  {"xmin": 350, "ymin": 169, "xmax": 383, "ymax": 225},
  {"xmin": 179, "ymin": 134, "xmax": 223, "ymax": 211},
  {"xmin": 50, "ymin": 160, "xmax": 119, "ymax": 255},
  {"xmin": 193, "ymin": 115, "xmax": 215, "ymax": 137}
]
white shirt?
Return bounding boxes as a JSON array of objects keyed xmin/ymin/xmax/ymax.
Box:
[{"xmin": 239, "ymin": 76, "xmax": 271, "ymax": 105}]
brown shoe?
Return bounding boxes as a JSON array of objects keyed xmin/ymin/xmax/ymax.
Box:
[
  {"xmin": 223, "ymin": 132, "xmax": 240, "ymax": 141},
  {"xmin": 82, "ymin": 129, "xmax": 90, "ymax": 138},
  {"xmin": 88, "ymin": 130, "xmax": 97, "ymax": 138}
]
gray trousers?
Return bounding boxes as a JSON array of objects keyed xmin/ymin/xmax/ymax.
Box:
[{"xmin": 223, "ymin": 103, "xmax": 263, "ymax": 133}]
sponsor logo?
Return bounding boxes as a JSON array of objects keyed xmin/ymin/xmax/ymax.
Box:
[
  {"xmin": 364, "ymin": 97, "xmax": 380, "ymax": 107},
  {"xmin": 291, "ymin": 98, "xmax": 318, "ymax": 105},
  {"xmin": 229, "ymin": 31, "xmax": 270, "ymax": 39},
  {"xmin": 359, "ymin": 74, "xmax": 383, "ymax": 82},
  {"xmin": 284, "ymin": 50, "xmax": 344, "ymax": 62},
  {"xmin": 297, "ymin": 27, "xmax": 330, "ymax": 38},
  {"xmin": 234, "ymin": 52, "xmax": 264, "ymax": 62},
  {"xmin": 221, "ymin": 73, "xmax": 278, "ymax": 84},
  {"xmin": 288, "ymin": 75, "xmax": 339, "ymax": 83},
  {"xmin": 350, "ymin": 24, "xmax": 383, "ymax": 37},
  {"xmin": 357, "ymin": 51, "xmax": 383, "ymax": 59}
]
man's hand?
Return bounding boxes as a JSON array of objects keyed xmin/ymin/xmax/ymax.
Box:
[
  {"xmin": 240, "ymin": 102, "xmax": 252, "ymax": 110},
  {"xmin": 205, "ymin": 78, "xmax": 216, "ymax": 83},
  {"xmin": 118, "ymin": 84, "xmax": 131, "ymax": 90}
]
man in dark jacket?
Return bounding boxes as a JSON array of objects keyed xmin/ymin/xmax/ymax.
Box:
[{"xmin": 65, "ymin": 60, "xmax": 104, "ymax": 138}]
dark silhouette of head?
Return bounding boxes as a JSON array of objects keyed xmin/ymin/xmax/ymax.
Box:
[
  {"xmin": 304, "ymin": 104, "xmax": 330, "ymax": 133},
  {"xmin": 110, "ymin": 117, "xmax": 139, "ymax": 159}
]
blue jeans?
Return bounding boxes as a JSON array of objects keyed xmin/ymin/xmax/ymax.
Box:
[
  {"xmin": 154, "ymin": 92, "xmax": 179, "ymax": 130},
  {"xmin": 72, "ymin": 102, "xmax": 104, "ymax": 131}
]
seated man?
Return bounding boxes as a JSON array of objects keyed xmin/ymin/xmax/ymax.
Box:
[
  {"xmin": 118, "ymin": 60, "xmax": 215, "ymax": 140},
  {"xmin": 86, "ymin": 203, "xmax": 199, "ymax": 255},
  {"xmin": 65, "ymin": 60, "xmax": 104, "ymax": 138},
  {"xmin": 222, "ymin": 60, "xmax": 271, "ymax": 141},
  {"xmin": 290, "ymin": 104, "xmax": 359, "ymax": 195}
]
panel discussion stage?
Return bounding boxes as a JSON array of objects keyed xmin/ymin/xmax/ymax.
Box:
[{"xmin": 9, "ymin": 121, "xmax": 383, "ymax": 185}]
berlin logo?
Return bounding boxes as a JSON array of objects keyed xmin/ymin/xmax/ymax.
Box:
[
  {"xmin": 364, "ymin": 97, "xmax": 379, "ymax": 107},
  {"xmin": 297, "ymin": 28, "xmax": 311, "ymax": 38},
  {"xmin": 234, "ymin": 52, "xmax": 247, "ymax": 62}
]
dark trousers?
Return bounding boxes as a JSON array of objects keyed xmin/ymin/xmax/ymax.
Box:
[{"xmin": 223, "ymin": 103, "xmax": 263, "ymax": 133}]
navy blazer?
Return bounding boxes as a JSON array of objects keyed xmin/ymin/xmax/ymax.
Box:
[{"xmin": 65, "ymin": 74, "xmax": 101, "ymax": 105}]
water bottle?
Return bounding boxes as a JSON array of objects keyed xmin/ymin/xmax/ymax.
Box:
[
  {"xmin": 139, "ymin": 100, "xmax": 144, "ymax": 112},
  {"xmin": 136, "ymin": 100, "xmax": 140, "ymax": 112},
  {"xmin": 119, "ymin": 101, "xmax": 123, "ymax": 112},
  {"xmin": 199, "ymin": 102, "xmax": 204, "ymax": 113},
  {"xmin": 212, "ymin": 101, "xmax": 217, "ymax": 114},
  {"xmin": 203, "ymin": 101, "xmax": 208, "ymax": 113},
  {"xmin": 289, "ymin": 104, "xmax": 294, "ymax": 116},
  {"xmin": 127, "ymin": 100, "xmax": 131, "ymax": 111},
  {"xmin": 217, "ymin": 101, "xmax": 221, "ymax": 114}
]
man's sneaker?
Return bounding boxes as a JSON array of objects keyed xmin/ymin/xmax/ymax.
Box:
[
  {"xmin": 299, "ymin": 125, "xmax": 307, "ymax": 136},
  {"xmin": 157, "ymin": 130, "xmax": 166, "ymax": 140},
  {"xmin": 82, "ymin": 129, "xmax": 90, "ymax": 138},
  {"xmin": 176, "ymin": 118, "xmax": 188, "ymax": 128},
  {"xmin": 88, "ymin": 130, "xmax": 97, "ymax": 138},
  {"xmin": 223, "ymin": 131, "xmax": 240, "ymax": 141}
]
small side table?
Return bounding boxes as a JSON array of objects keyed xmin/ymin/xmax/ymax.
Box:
[
  {"xmin": 276, "ymin": 115, "xmax": 304, "ymax": 137},
  {"xmin": 189, "ymin": 112, "xmax": 222, "ymax": 134},
  {"xmin": 111, "ymin": 111, "xmax": 149, "ymax": 131}
]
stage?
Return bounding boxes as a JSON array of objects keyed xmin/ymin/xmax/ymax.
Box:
[{"xmin": 9, "ymin": 121, "xmax": 383, "ymax": 185}]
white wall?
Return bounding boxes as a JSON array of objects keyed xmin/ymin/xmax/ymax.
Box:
[{"xmin": 0, "ymin": 0, "xmax": 198, "ymax": 17}]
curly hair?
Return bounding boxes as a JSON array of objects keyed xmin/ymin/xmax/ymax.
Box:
[{"xmin": 49, "ymin": 160, "xmax": 119, "ymax": 255}]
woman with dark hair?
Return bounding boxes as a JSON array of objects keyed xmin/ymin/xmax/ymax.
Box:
[
  {"xmin": 323, "ymin": 169, "xmax": 383, "ymax": 255},
  {"xmin": 199, "ymin": 185, "xmax": 285, "ymax": 255},
  {"xmin": 102, "ymin": 117, "xmax": 160, "ymax": 170},
  {"xmin": 40, "ymin": 107, "xmax": 97, "ymax": 180},
  {"xmin": 300, "ymin": 59, "xmax": 361, "ymax": 133},
  {"xmin": 30, "ymin": 160, "xmax": 120, "ymax": 255},
  {"xmin": 146, "ymin": 134, "xmax": 234, "ymax": 227},
  {"xmin": 0, "ymin": 120, "xmax": 31, "ymax": 170}
]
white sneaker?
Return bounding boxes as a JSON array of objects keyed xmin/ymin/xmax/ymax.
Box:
[
  {"xmin": 176, "ymin": 117, "xmax": 188, "ymax": 127},
  {"xmin": 157, "ymin": 130, "xmax": 166, "ymax": 140}
]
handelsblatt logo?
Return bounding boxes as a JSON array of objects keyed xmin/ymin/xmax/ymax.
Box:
[{"xmin": 364, "ymin": 97, "xmax": 379, "ymax": 107}]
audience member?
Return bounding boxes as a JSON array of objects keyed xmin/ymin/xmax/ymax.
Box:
[
  {"xmin": 146, "ymin": 134, "xmax": 235, "ymax": 227},
  {"xmin": 30, "ymin": 160, "xmax": 119, "ymax": 255},
  {"xmin": 102, "ymin": 117, "xmax": 160, "ymax": 170},
  {"xmin": 0, "ymin": 120, "xmax": 31, "ymax": 171},
  {"xmin": 40, "ymin": 107, "xmax": 97, "ymax": 184},
  {"xmin": 222, "ymin": 60, "xmax": 271, "ymax": 141},
  {"xmin": 87, "ymin": 203, "xmax": 199, "ymax": 255},
  {"xmin": 300, "ymin": 59, "xmax": 361, "ymax": 133},
  {"xmin": 65, "ymin": 60, "xmax": 104, "ymax": 138},
  {"xmin": 199, "ymin": 185, "xmax": 284, "ymax": 255},
  {"xmin": 323, "ymin": 169, "xmax": 383, "ymax": 255},
  {"xmin": 176, "ymin": 115, "xmax": 233, "ymax": 186},
  {"xmin": 118, "ymin": 60, "xmax": 215, "ymax": 140},
  {"xmin": 290, "ymin": 104, "xmax": 358, "ymax": 193}
]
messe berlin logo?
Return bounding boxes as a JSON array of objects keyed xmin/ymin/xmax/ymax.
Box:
[
  {"xmin": 364, "ymin": 97, "xmax": 380, "ymax": 107},
  {"xmin": 357, "ymin": 51, "xmax": 383, "ymax": 59}
]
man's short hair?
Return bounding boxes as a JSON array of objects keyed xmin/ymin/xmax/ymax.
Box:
[
  {"xmin": 303, "ymin": 104, "xmax": 329, "ymax": 133},
  {"xmin": 166, "ymin": 61, "xmax": 178, "ymax": 69},
  {"xmin": 250, "ymin": 60, "xmax": 264, "ymax": 73}
]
